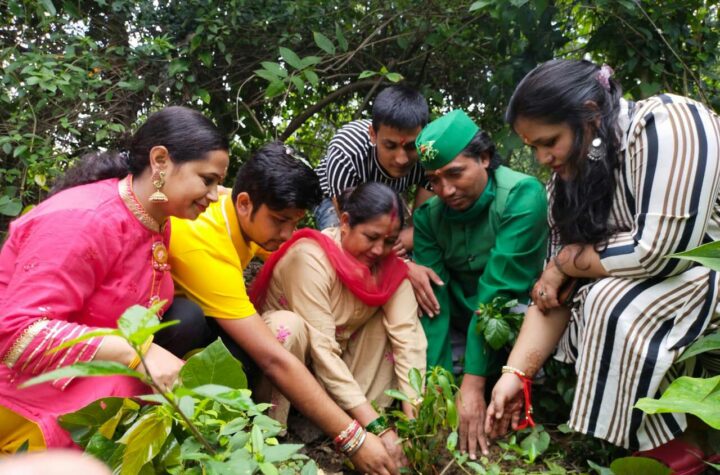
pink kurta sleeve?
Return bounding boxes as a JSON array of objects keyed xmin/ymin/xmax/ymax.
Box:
[{"xmin": 0, "ymin": 209, "xmax": 116, "ymax": 382}]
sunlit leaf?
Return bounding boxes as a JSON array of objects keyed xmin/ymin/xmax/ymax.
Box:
[
  {"xmin": 180, "ymin": 339, "xmax": 247, "ymax": 390},
  {"xmin": 21, "ymin": 361, "xmax": 144, "ymax": 388},
  {"xmin": 667, "ymin": 241, "xmax": 720, "ymax": 271},
  {"xmin": 359, "ymin": 70, "xmax": 377, "ymax": 79},
  {"xmin": 484, "ymin": 318, "xmax": 511, "ymax": 350},
  {"xmin": 610, "ymin": 456, "xmax": 671, "ymax": 475},
  {"xmin": 384, "ymin": 388, "xmax": 411, "ymax": 402},
  {"xmin": 636, "ymin": 375, "xmax": 720, "ymax": 428},
  {"xmin": 677, "ymin": 332, "xmax": 720, "ymax": 362},
  {"xmin": 118, "ymin": 412, "xmax": 172, "ymax": 475}
]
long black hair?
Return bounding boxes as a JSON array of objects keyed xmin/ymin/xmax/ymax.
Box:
[
  {"xmin": 338, "ymin": 182, "xmax": 405, "ymax": 229},
  {"xmin": 51, "ymin": 106, "xmax": 229, "ymax": 195},
  {"xmin": 506, "ymin": 59, "xmax": 623, "ymax": 246}
]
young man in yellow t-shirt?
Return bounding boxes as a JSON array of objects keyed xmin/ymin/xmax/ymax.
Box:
[{"xmin": 155, "ymin": 141, "xmax": 399, "ymax": 474}]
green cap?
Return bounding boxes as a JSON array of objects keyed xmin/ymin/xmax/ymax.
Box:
[{"xmin": 416, "ymin": 109, "xmax": 480, "ymax": 170}]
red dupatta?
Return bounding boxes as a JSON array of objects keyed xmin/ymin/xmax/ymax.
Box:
[{"xmin": 249, "ymin": 228, "xmax": 408, "ymax": 310}]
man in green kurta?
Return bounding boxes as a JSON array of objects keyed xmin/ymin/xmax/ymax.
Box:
[{"xmin": 412, "ymin": 110, "xmax": 547, "ymax": 459}]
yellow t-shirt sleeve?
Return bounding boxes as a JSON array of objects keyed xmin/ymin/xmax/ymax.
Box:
[{"xmin": 172, "ymin": 248, "xmax": 256, "ymax": 319}]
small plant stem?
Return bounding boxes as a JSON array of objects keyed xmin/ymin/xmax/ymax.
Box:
[
  {"xmin": 438, "ymin": 459, "xmax": 455, "ymax": 475},
  {"xmin": 137, "ymin": 351, "xmax": 217, "ymax": 455}
]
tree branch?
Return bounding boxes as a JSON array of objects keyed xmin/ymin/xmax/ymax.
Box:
[{"xmin": 279, "ymin": 79, "xmax": 382, "ymax": 141}]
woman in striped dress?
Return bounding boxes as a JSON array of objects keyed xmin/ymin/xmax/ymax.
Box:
[{"xmin": 485, "ymin": 59, "xmax": 720, "ymax": 463}]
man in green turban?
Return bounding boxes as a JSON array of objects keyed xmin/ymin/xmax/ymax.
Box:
[{"xmin": 412, "ymin": 109, "xmax": 547, "ymax": 459}]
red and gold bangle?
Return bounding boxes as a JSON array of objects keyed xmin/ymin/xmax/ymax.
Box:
[{"xmin": 501, "ymin": 365, "xmax": 535, "ymax": 429}]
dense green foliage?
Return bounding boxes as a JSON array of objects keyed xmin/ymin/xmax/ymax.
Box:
[
  {"xmin": 1, "ymin": 0, "xmax": 719, "ymax": 222},
  {"xmin": 23, "ymin": 304, "xmax": 318, "ymax": 475}
]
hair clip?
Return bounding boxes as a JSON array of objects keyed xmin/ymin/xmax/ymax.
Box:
[{"xmin": 596, "ymin": 64, "xmax": 614, "ymax": 91}]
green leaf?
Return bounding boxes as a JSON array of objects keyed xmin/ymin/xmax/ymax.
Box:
[
  {"xmin": 196, "ymin": 88, "xmax": 211, "ymax": 104},
  {"xmin": 25, "ymin": 76, "xmax": 41, "ymax": 86},
  {"xmin": 301, "ymin": 460, "xmax": 319, "ymax": 475},
  {"xmin": 409, "ymin": 367, "xmax": 423, "ymax": 395},
  {"xmin": 58, "ymin": 397, "xmax": 132, "ymax": 446},
  {"xmin": 303, "ymin": 70, "xmax": 319, "ymax": 88},
  {"xmin": 509, "ymin": 0, "xmax": 529, "ymax": 6},
  {"xmin": 384, "ymin": 388, "xmax": 411, "ymax": 403},
  {"xmin": 263, "ymin": 443, "xmax": 304, "ymax": 463},
  {"xmin": 290, "ymin": 75, "xmax": 305, "ymax": 91},
  {"xmin": 2, "ymin": 143, "xmax": 11, "ymax": 154},
  {"xmin": 49, "ymin": 328, "xmax": 119, "ymax": 353},
  {"xmin": 265, "ymin": 80, "xmax": 286, "ymax": 99},
  {"xmin": 251, "ymin": 424, "xmax": 264, "ymax": 456},
  {"xmin": 116, "ymin": 302, "xmax": 168, "ymax": 346},
  {"xmin": 259, "ymin": 462, "xmax": 279, "ymax": 475},
  {"xmin": 279, "ymin": 47, "xmax": 303, "ymax": 70},
  {"xmin": 469, "ymin": 0, "xmax": 493, "ymax": 11},
  {"xmin": 180, "ymin": 339, "xmax": 248, "ymax": 390},
  {"xmin": 39, "ymin": 0, "xmax": 57, "ymax": 15},
  {"xmin": 519, "ymin": 428, "xmax": 550, "ymax": 463},
  {"xmin": 610, "ymin": 456, "xmax": 671, "ymax": 475},
  {"xmin": 261, "ymin": 62, "xmax": 288, "ymax": 78},
  {"xmin": 359, "ymin": 70, "xmax": 377, "ymax": 79},
  {"xmin": 255, "ymin": 69, "xmax": 281, "ymax": 83},
  {"xmin": 446, "ymin": 431, "xmax": 458, "ymax": 451},
  {"xmin": 118, "ymin": 412, "xmax": 172, "ymax": 475},
  {"xmin": 483, "ymin": 318, "xmax": 511, "ymax": 350},
  {"xmin": 21, "ymin": 361, "xmax": 144, "ymax": 388},
  {"xmin": 313, "ymin": 32, "xmax": 335, "ymax": 54},
  {"xmin": 168, "ymin": 59, "xmax": 189, "ymax": 76},
  {"xmin": 587, "ymin": 460, "xmax": 614, "ymax": 475},
  {"xmin": 13, "ymin": 144, "xmax": 27, "ymax": 158},
  {"xmin": 677, "ymin": 332, "xmax": 720, "ymax": 362},
  {"xmin": 385, "ymin": 72, "xmax": 404, "ymax": 83},
  {"xmin": 446, "ymin": 398, "xmax": 458, "ymax": 430},
  {"xmin": 335, "ymin": 23, "xmax": 348, "ymax": 51},
  {"xmin": 635, "ymin": 375, "xmax": 720, "ymax": 428},
  {"xmin": 667, "ymin": 241, "xmax": 720, "ymax": 271},
  {"xmin": 300, "ymin": 56, "xmax": 321, "ymax": 68},
  {"xmin": 0, "ymin": 197, "xmax": 22, "ymax": 217}
]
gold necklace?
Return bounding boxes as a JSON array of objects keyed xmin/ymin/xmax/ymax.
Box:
[
  {"xmin": 118, "ymin": 175, "xmax": 164, "ymax": 233},
  {"xmin": 118, "ymin": 175, "xmax": 171, "ymax": 308}
]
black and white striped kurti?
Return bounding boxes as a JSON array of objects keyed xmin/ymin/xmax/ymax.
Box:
[
  {"xmin": 314, "ymin": 119, "xmax": 429, "ymax": 198},
  {"xmin": 553, "ymin": 95, "xmax": 720, "ymax": 450}
]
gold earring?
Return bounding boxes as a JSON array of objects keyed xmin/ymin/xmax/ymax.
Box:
[{"xmin": 149, "ymin": 170, "xmax": 168, "ymax": 202}]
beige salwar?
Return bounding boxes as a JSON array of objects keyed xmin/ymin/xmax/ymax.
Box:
[{"xmin": 259, "ymin": 228, "xmax": 427, "ymax": 424}]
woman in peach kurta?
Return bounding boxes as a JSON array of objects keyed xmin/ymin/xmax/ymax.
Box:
[{"xmin": 250, "ymin": 182, "xmax": 426, "ymax": 466}]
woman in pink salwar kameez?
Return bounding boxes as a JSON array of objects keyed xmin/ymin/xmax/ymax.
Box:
[{"xmin": 0, "ymin": 106, "xmax": 229, "ymax": 452}]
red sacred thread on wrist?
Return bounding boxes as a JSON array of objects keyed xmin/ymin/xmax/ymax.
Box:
[{"xmin": 501, "ymin": 365, "xmax": 535, "ymax": 429}]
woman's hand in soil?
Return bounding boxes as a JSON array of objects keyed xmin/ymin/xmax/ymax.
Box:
[
  {"xmin": 380, "ymin": 429, "xmax": 408, "ymax": 467},
  {"xmin": 136, "ymin": 343, "xmax": 185, "ymax": 392},
  {"xmin": 485, "ymin": 373, "xmax": 523, "ymax": 439},
  {"xmin": 349, "ymin": 433, "xmax": 399, "ymax": 475},
  {"xmin": 457, "ymin": 374, "xmax": 489, "ymax": 459},
  {"xmin": 405, "ymin": 262, "xmax": 443, "ymax": 317}
]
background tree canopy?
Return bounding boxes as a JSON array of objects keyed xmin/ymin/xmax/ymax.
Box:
[{"xmin": 1, "ymin": 0, "xmax": 718, "ymax": 221}]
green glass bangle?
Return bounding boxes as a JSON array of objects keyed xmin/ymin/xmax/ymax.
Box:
[{"xmin": 365, "ymin": 415, "xmax": 389, "ymax": 435}]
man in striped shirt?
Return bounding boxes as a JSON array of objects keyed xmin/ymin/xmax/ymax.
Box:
[{"xmin": 314, "ymin": 85, "xmax": 434, "ymax": 254}]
